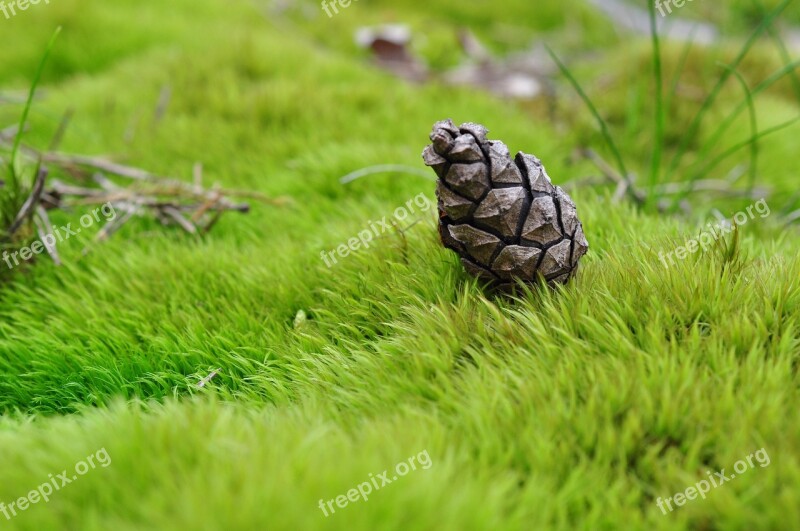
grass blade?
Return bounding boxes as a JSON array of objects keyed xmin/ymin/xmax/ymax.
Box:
[
  {"xmin": 670, "ymin": 64, "xmax": 759, "ymax": 210},
  {"xmin": 689, "ymin": 115, "xmax": 798, "ymax": 185},
  {"xmin": 665, "ymin": 0, "xmax": 792, "ymax": 178},
  {"xmin": 687, "ymin": 57, "xmax": 800, "ymax": 171},
  {"xmin": 724, "ymin": 65, "xmax": 759, "ymax": 195},
  {"xmin": 664, "ymin": 28, "xmax": 697, "ymax": 113},
  {"xmin": 545, "ymin": 45, "xmax": 630, "ymax": 182},
  {"xmin": 648, "ymin": 0, "xmax": 666, "ymax": 204},
  {"xmin": 752, "ymin": 0, "xmax": 800, "ymax": 105},
  {"xmin": 9, "ymin": 26, "xmax": 61, "ymax": 184}
]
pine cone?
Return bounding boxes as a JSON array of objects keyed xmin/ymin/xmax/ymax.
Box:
[{"xmin": 422, "ymin": 119, "xmax": 588, "ymax": 289}]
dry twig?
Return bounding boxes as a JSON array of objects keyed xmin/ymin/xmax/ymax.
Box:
[
  {"xmin": 33, "ymin": 205, "xmax": 61, "ymax": 265},
  {"xmin": 5, "ymin": 166, "xmax": 47, "ymax": 240}
]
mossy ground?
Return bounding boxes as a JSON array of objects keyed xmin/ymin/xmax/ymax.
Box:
[{"xmin": 0, "ymin": 0, "xmax": 799, "ymax": 529}]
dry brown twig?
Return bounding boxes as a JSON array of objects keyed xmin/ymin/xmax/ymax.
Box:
[
  {"xmin": 0, "ymin": 132, "xmax": 289, "ymax": 258},
  {"xmin": 33, "ymin": 205, "xmax": 61, "ymax": 265},
  {"xmin": 5, "ymin": 166, "xmax": 48, "ymax": 241},
  {"xmin": 573, "ymin": 148, "xmax": 646, "ymax": 205},
  {"xmin": 44, "ymin": 175, "xmax": 264, "ymax": 237},
  {"xmin": 568, "ymin": 148, "xmax": 769, "ymax": 214}
]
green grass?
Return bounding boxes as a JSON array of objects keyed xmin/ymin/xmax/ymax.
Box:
[
  {"xmin": 0, "ymin": 27, "xmax": 60, "ymax": 283},
  {"xmin": 0, "ymin": 0, "xmax": 799, "ymax": 529}
]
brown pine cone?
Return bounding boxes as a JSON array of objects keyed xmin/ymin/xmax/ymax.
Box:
[{"xmin": 422, "ymin": 119, "xmax": 588, "ymax": 289}]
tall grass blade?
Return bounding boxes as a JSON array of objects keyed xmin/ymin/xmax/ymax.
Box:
[
  {"xmin": 689, "ymin": 115, "xmax": 798, "ymax": 185},
  {"xmin": 545, "ymin": 45, "xmax": 630, "ymax": 182},
  {"xmin": 665, "ymin": 0, "xmax": 792, "ymax": 178},
  {"xmin": 687, "ymin": 58, "xmax": 800, "ymax": 171},
  {"xmin": 752, "ymin": 0, "xmax": 800, "ymax": 104},
  {"xmin": 648, "ymin": 0, "xmax": 666, "ymax": 206},
  {"xmin": 9, "ymin": 26, "xmax": 61, "ymax": 185},
  {"xmin": 665, "ymin": 28, "xmax": 696, "ymax": 113},
  {"xmin": 723, "ymin": 65, "xmax": 759, "ymax": 196},
  {"xmin": 671, "ymin": 65, "xmax": 760, "ymax": 210}
]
